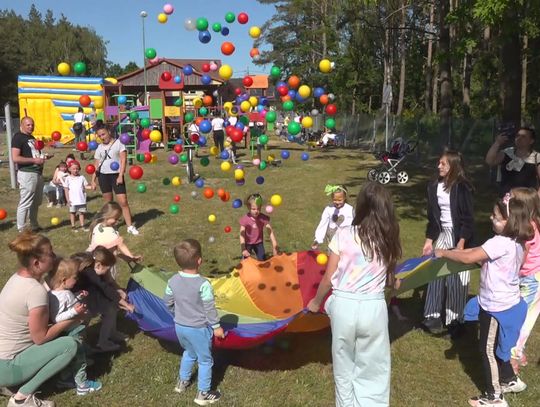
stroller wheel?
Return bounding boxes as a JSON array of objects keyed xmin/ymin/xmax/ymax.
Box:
[
  {"xmin": 367, "ymin": 168, "xmax": 379, "ymax": 181},
  {"xmin": 397, "ymin": 171, "xmax": 409, "ymax": 184},
  {"xmin": 377, "ymin": 171, "xmax": 391, "ymax": 185}
]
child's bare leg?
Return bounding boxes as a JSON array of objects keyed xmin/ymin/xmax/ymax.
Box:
[
  {"xmin": 79, "ymin": 213, "xmax": 85, "ymax": 228},
  {"xmin": 70, "ymin": 212, "xmax": 76, "ymax": 228}
]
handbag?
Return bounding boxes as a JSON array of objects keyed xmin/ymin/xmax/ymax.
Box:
[{"xmin": 96, "ymin": 139, "xmax": 118, "ymax": 176}]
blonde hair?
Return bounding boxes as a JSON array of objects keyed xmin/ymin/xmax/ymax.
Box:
[
  {"xmin": 70, "ymin": 246, "xmax": 116, "ymax": 272},
  {"xmin": 245, "ymin": 193, "xmax": 263, "ymax": 208},
  {"xmin": 8, "ymin": 231, "xmax": 51, "ymax": 268},
  {"xmin": 511, "ymin": 187, "xmax": 540, "ymax": 231},
  {"xmin": 174, "ymin": 239, "xmax": 202, "ymax": 269},
  {"xmin": 89, "ymin": 202, "xmax": 122, "ymax": 237},
  {"xmin": 49, "ymin": 258, "xmax": 79, "ymax": 289}
]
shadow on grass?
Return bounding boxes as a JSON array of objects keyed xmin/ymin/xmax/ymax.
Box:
[
  {"xmin": 132, "ymin": 208, "xmax": 166, "ymax": 228},
  {"xmin": 0, "ymin": 220, "xmax": 15, "ymax": 232}
]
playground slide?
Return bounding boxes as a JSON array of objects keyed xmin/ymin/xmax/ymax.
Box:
[{"xmin": 18, "ymin": 75, "xmax": 104, "ymax": 144}]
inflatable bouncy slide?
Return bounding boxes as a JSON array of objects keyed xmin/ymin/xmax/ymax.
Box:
[
  {"xmin": 126, "ymin": 251, "xmax": 475, "ymax": 349},
  {"xmin": 17, "ymin": 75, "xmax": 105, "ymax": 144}
]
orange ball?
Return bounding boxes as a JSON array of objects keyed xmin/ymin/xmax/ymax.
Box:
[
  {"xmin": 249, "ymin": 48, "xmax": 260, "ymax": 58},
  {"xmin": 0, "ymin": 208, "xmax": 7, "ymax": 220},
  {"xmin": 281, "ymin": 95, "xmax": 291, "ymax": 102},
  {"xmin": 79, "ymin": 95, "xmax": 91, "ymax": 107},
  {"xmin": 202, "ymin": 95, "xmax": 213, "ymax": 106},
  {"xmin": 221, "ymin": 41, "xmax": 235, "ymax": 56},
  {"xmin": 203, "ymin": 188, "xmax": 215, "ymax": 199},
  {"xmin": 288, "ymin": 75, "xmax": 300, "ymax": 89},
  {"xmin": 195, "ymin": 117, "xmax": 204, "ymax": 126},
  {"xmin": 319, "ymin": 94, "xmax": 329, "ymax": 105},
  {"xmin": 221, "ymin": 191, "xmax": 231, "ymax": 202},
  {"xmin": 217, "ymin": 188, "xmax": 226, "ymax": 198}
]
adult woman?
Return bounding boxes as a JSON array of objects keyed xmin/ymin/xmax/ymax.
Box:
[
  {"xmin": 91, "ymin": 127, "xmax": 139, "ymax": 235},
  {"xmin": 421, "ymin": 150, "xmax": 475, "ymax": 336},
  {"xmin": 73, "ymin": 107, "xmax": 86, "ymax": 160},
  {"xmin": 0, "ymin": 232, "xmax": 78, "ymax": 407},
  {"xmin": 485, "ymin": 126, "xmax": 540, "ymax": 196}
]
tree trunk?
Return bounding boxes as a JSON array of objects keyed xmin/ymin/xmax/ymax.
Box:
[
  {"xmin": 432, "ymin": 63, "xmax": 439, "ymax": 113},
  {"xmin": 462, "ymin": 52, "xmax": 472, "ymax": 119},
  {"xmin": 500, "ymin": 9, "xmax": 521, "ymax": 125},
  {"xmin": 438, "ymin": 0, "xmax": 453, "ymax": 147},
  {"xmin": 521, "ymin": 34, "xmax": 528, "ymax": 121},
  {"xmin": 425, "ymin": 3, "xmax": 435, "ymax": 113},
  {"xmin": 396, "ymin": 0, "xmax": 407, "ymax": 116}
]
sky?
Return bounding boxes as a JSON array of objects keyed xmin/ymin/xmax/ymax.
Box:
[{"xmin": 3, "ymin": 1, "xmax": 277, "ymax": 76}]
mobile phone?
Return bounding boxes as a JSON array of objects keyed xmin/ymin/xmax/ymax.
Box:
[{"xmin": 497, "ymin": 122, "xmax": 517, "ymax": 140}]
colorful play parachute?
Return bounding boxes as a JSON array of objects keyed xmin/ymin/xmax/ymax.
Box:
[{"xmin": 126, "ymin": 251, "xmax": 330, "ymax": 349}]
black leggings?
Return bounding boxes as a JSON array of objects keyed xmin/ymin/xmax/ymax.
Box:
[{"xmin": 213, "ymin": 130, "xmax": 224, "ymax": 152}]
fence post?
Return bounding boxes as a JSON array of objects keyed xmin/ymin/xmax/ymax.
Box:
[{"xmin": 4, "ymin": 103, "xmax": 16, "ymax": 189}]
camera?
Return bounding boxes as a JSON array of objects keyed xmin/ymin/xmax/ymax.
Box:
[{"xmin": 497, "ymin": 122, "xmax": 517, "ymax": 141}]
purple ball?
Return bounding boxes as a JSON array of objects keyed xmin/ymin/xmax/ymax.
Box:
[
  {"xmin": 168, "ymin": 154, "xmax": 179, "ymax": 165},
  {"xmin": 120, "ymin": 134, "xmax": 131, "ymax": 145}
]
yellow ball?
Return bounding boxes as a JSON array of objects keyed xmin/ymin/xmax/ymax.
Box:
[
  {"xmin": 249, "ymin": 96, "xmax": 259, "ymax": 107},
  {"xmin": 57, "ymin": 62, "xmax": 70, "ymax": 76},
  {"xmin": 267, "ymin": 155, "xmax": 275, "ymax": 162},
  {"xmin": 223, "ymin": 101, "xmax": 233, "ymax": 112},
  {"xmin": 298, "ymin": 85, "xmax": 311, "ymax": 99},
  {"xmin": 150, "ymin": 130, "xmax": 162, "ymax": 143},
  {"xmin": 270, "ymin": 194, "xmax": 282, "ymax": 207},
  {"xmin": 172, "ymin": 176, "xmax": 181, "ymax": 186},
  {"xmin": 240, "ymin": 101, "xmax": 251, "ymax": 112},
  {"xmin": 210, "ymin": 146, "xmax": 219, "ymax": 156},
  {"xmin": 193, "ymin": 98, "xmax": 203, "ymax": 108},
  {"xmin": 220, "ymin": 161, "xmax": 231, "ymax": 171},
  {"xmin": 93, "ymin": 98, "xmax": 104, "ymax": 109},
  {"xmin": 301, "ymin": 116, "xmax": 313, "ymax": 128},
  {"xmin": 151, "ymin": 154, "xmax": 158, "ymax": 163},
  {"xmin": 208, "ymin": 214, "xmax": 217, "ymax": 223},
  {"xmin": 319, "ymin": 59, "xmax": 332, "ymax": 73},
  {"xmin": 316, "ymin": 253, "xmax": 328, "ymax": 265},
  {"xmin": 50, "ymin": 217, "xmax": 60, "ymax": 226},
  {"xmin": 224, "ymin": 140, "xmax": 231, "ymax": 148},
  {"xmin": 249, "ymin": 26, "xmax": 261, "ymax": 39},
  {"xmin": 157, "ymin": 13, "xmax": 168, "ymax": 23},
  {"xmin": 234, "ymin": 169, "xmax": 245, "ymax": 180},
  {"xmin": 219, "ymin": 64, "xmax": 233, "ymax": 81}
]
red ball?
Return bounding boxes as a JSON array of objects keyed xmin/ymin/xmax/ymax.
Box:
[
  {"xmin": 0, "ymin": 208, "xmax": 7, "ymax": 220},
  {"xmin": 141, "ymin": 129, "xmax": 151, "ymax": 140},
  {"xmin": 221, "ymin": 41, "xmax": 235, "ymax": 56},
  {"xmin": 225, "ymin": 125, "xmax": 235, "ymax": 136},
  {"xmin": 129, "ymin": 165, "xmax": 144, "ymax": 180},
  {"xmin": 221, "ymin": 191, "xmax": 231, "ymax": 202},
  {"xmin": 190, "ymin": 133, "xmax": 200, "ymax": 144},
  {"xmin": 203, "ymin": 188, "xmax": 214, "ymax": 199},
  {"xmin": 161, "ymin": 71, "xmax": 172, "ymax": 81},
  {"xmin": 173, "ymin": 195, "xmax": 181, "ymax": 202},
  {"xmin": 243, "ymin": 76, "xmax": 253, "ymax": 87},
  {"xmin": 277, "ymin": 86, "xmax": 289, "ymax": 96},
  {"xmin": 237, "ymin": 12, "xmax": 249, "ymax": 24},
  {"xmin": 76, "ymin": 141, "xmax": 88, "ymax": 152},
  {"xmin": 143, "ymin": 152, "xmax": 152, "ymax": 163},
  {"xmin": 34, "ymin": 140, "xmax": 45, "ymax": 150},
  {"xmin": 85, "ymin": 164, "xmax": 96, "ymax": 175},
  {"xmin": 202, "ymin": 95, "xmax": 213, "ymax": 106},
  {"xmin": 217, "ymin": 188, "xmax": 226, "ymax": 198},
  {"xmin": 173, "ymin": 144, "xmax": 183, "ymax": 154},
  {"xmin": 224, "ymin": 225, "xmax": 232, "ymax": 233},
  {"xmin": 51, "ymin": 131, "xmax": 61, "ymax": 141},
  {"xmin": 325, "ymin": 103, "xmax": 337, "ymax": 116},
  {"xmin": 231, "ymin": 128, "xmax": 243, "ymax": 143},
  {"xmin": 201, "ymin": 63, "xmax": 210, "ymax": 72},
  {"xmin": 234, "ymin": 88, "xmax": 242, "ymax": 96},
  {"xmin": 79, "ymin": 95, "xmax": 91, "ymax": 107}
]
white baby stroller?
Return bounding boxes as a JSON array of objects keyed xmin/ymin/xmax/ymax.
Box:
[{"xmin": 367, "ymin": 138, "xmax": 417, "ymax": 184}]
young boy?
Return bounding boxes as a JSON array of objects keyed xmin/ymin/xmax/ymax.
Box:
[{"xmin": 164, "ymin": 239, "xmax": 224, "ymax": 405}]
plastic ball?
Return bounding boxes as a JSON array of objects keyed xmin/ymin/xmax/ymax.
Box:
[
  {"xmin": 252, "ymin": 158, "xmax": 261, "ymax": 166},
  {"xmin": 73, "ymin": 61, "xmax": 86, "ymax": 75},
  {"xmin": 208, "ymin": 214, "xmax": 217, "ymax": 223},
  {"xmin": 129, "ymin": 165, "xmax": 143, "ymax": 180},
  {"xmin": 210, "ymin": 146, "xmax": 219, "ymax": 156},
  {"xmin": 232, "ymin": 199, "xmax": 242, "ymax": 209},
  {"xmin": 259, "ymin": 134, "xmax": 269, "ymax": 145},
  {"xmin": 234, "ymin": 169, "xmax": 245, "ymax": 180},
  {"xmin": 265, "ymin": 205, "xmax": 274, "ymax": 214},
  {"xmin": 287, "ymin": 75, "xmax": 300, "ymax": 89},
  {"xmin": 77, "ymin": 141, "xmax": 88, "ymax": 152},
  {"xmin": 57, "ymin": 62, "xmax": 70, "ymax": 76},
  {"xmin": 162, "ymin": 177, "xmax": 171, "ymax": 186},
  {"xmin": 173, "ymin": 195, "xmax": 181, "ymax": 202},
  {"xmin": 270, "ymin": 194, "xmax": 282, "ymax": 206},
  {"xmin": 108, "ymin": 161, "xmax": 119, "ymax": 172},
  {"xmin": 120, "ymin": 134, "xmax": 131, "ymax": 145},
  {"xmin": 129, "ymin": 111, "xmax": 139, "ymax": 121},
  {"xmin": 211, "ymin": 22, "xmax": 222, "ymax": 33},
  {"xmin": 51, "ymin": 131, "xmax": 62, "ymax": 141},
  {"xmin": 208, "ymin": 236, "xmax": 216, "ymax": 243},
  {"xmin": 298, "ymin": 85, "xmax": 311, "ymax": 99},
  {"xmin": 117, "ymin": 96, "xmax": 127, "ymax": 105},
  {"xmin": 283, "ymin": 100, "xmax": 294, "ymax": 111},
  {"xmin": 34, "ymin": 140, "xmax": 44, "ymax": 151},
  {"xmin": 79, "ymin": 95, "xmax": 91, "ymax": 107},
  {"xmin": 281, "ymin": 150, "xmax": 290, "ymax": 159},
  {"xmin": 221, "ymin": 26, "xmax": 230, "ymax": 36},
  {"xmin": 256, "ymin": 176, "xmax": 265, "ymax": 185},
  {"xmin": 259, "ymin": 161, "xmax": 267, "ymax": 170},
  {"xmin": 221, "ymin": 161, "xmax": 231, "ymax": 171},
  {"xmin": 85, "ymin": 164, "xmax": 96, "ymax": 175},
  {"xmin": 184, "ymin": 112, "xmax": 194, "ymax": 123},
  {"xmin": 200, "ymin": 157, "xmax": 210, "ymax": 167},
  {"xmin": 143, "ymin": 152, "xmax": 152, "ymax": 163},
  {"xmin": 265, "ymin": 111, "xmax": 277, "ymax": 123},
  {"xmin": 179, "ymin": 153, "xmax": 188, "ymax": 163},
  {"xmin": 225, "ymin": 12, "xmax": 235, "ymax": 23},
  {"xmin": 319, "ymin": 59, "xmax": 332, "ymax": 73},
  {"xmin": 199, "ymin": 120, "xmax": 212, "ymax": 133},
  {"xmin": 157, "ymin": 13, "xmax": 168, "ymax": 24},
  {"xmin": 168, "ymin": 154, "xmax": 179, "ymax": 165},
  {"xmin": 224, "ymin": 226, "xmax": 232, "ymax": 233},
  {"xmin": 325, "ymin": 104, "xmax": 337, "ymax": 116},
  {"xmin": 150, "ymin": 130, "xmax": 162, "ymax": 143},
  {"xmin": 204, "ymin": 188, "xmax": 215, "ymax": 199},
  {"xmin": 243, "ymin": 76, "xmax": 254, "ymax": 87},
  {"xmin": 250, "ymin": 48, "xmax": 260, "ymax": 58},
  {"xmin": 240, "ymin": 101, "xmax": 251, "ymax": 112},
  {"xmin": 301, "ymin": 116, "xmax": 313, "ymax": 128},
  {"xmin": 325, "ymin": 118, "xmax": 336, "ymax": 129},
  {"xmin": 195, "ymin": 178, "xmax": 205, "ymax": 188},
  {"xmin": 219, "ymin": 64, "xmax": 233, "ymax": 81},
  {"xmin": 190, "ymin": 191, "xmax": 198, "ymax": 199},
  {"xmin": 196, "ymin": 17, "xmax": 209, "ymax": 31},
  {"xmin": 221, "ymin": 41, "xmax": 235, "ymax": 56},
  {"xmin": 172, "ymin": 176, "xmax": 182, "ymax": 186},
  {"xmin": 288, "ymin": 122, "xmax": 301, "ymax": 135},
  {"xmin": 50, "ymin": 217, "xmax": 60, "ymax": 226},
  {"xmin": 236, "ymin": 178, "xmax": 245, "ymax": 187},
  {"xmin": 316, "ymin": 253, "xmax": 329, "ymax": 265},
  {"xmin": 319, "ymin": 95, "xmax": 329, "ymax": 105},
  {"xmin": 220, "ymin": 150, "xmax": 230, "ymax": 160},
  {"xmin": 140, "ymin": 118, "xmax": 151, "ymax": 128},
  {"xmin": 183, "ymin": 66, "xmax": 194, "ymax": 77},
  {"xmin": 163, "ymin": 3, "xmax": 174, "ymax": 15},
  {"xmin": 249, "ymin": 26, "xmax": 261, "ymax": 38},
  {"xmin": 169, "ymin": 204, "xmax": 179, "ymax": 214},
  {"xmin": 145, "ymin": 48, "xmax": 157, "ymax": 59},
  {"xmin": 301, "ymin": 152, "xmax": 310, "ymax": 161},
  {"xmin": 184, "ymin": 18, "xmax": 196, "ymax": 31},
  {"xmin": 0, "ymin": 209, "xmax": 6, "ymax": 220},
  {"xmin": 173, "ymin": 144, "xmax": 183, "ymax": 154},
  {"xmin": 237, "ymin": 12, "xmax": 249, "ymax": 24},
  {"xmin": 199, "ymin": 30, "xmax": 211, "ymax": 44},
  {"xmin": 137, "ymin": 183, "xmax": 147, "ymax": 193},
  {"xmin": 161, "ymin": 71, "xmax": 172, "ymax": 81}
]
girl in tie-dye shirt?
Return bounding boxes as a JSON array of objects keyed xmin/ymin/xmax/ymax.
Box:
[{"xmin": 307, "ymin": 182, "xmax": 402, "ymax": 407}]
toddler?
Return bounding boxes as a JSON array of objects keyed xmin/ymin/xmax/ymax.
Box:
[
  {"xmin": 64, "ymin": 160, "xmax": 93, "ymax": 231},
  {"xmin": 44, "ymin": 161, "xmax": 68, "ymax": 207},
  {"xmin": 239, "ymin": 193, "xmax": 279, "ymax": 260}
]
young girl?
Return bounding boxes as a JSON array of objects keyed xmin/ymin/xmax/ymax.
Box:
[
  {"xmin": 44, "ymin": 161, "xmax": 68, "ymax": 207},
  {"xmin": 64, "ymin": 160, "xmax": 93, "ymax": 231},
  {"xmin": 48, "ymin": 258, "xmax": 102, "ymax": 395},
  {"xmin": 509, "ymin": 187, "xmax": 540, "ymax": 372},
  {"xmin": 307, "ymin": 182, "xmax": 402, "ymax": 406},
  {"xmin": 311, "ymin": 184, "xmax": 354, "ymax": 250},
  {"xmin": 422, "ymin": 150, "xmax": 475, "ymax": 336},
  {"xmin": 72, "ymin": 246, "xmax": 135, "ymax": 352},
  {"xmin": 239, "ymin": 193, "xmax": 279, "ymax": 260},
  {"xmin": 435, "ymin": 197, "xmax": 530, "ymax": 406}
]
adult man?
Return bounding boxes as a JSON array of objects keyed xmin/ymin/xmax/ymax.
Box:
[
  {"xmin": 12, "ymin": 117, "xmax": 51, "ymax": 231},
  {"xmin": 211, "ymin": 114, "xmax": 225, "ymax": 152}
]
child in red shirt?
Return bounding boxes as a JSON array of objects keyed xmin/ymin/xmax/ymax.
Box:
[{"xmin": 239, "ymin": 193, "xmax": 279, "ymax": 260}]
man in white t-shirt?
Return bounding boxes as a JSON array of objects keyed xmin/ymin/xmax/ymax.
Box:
[{"xmin": 211, "ymin": 115, "xmax": 225, "ymax": 152}]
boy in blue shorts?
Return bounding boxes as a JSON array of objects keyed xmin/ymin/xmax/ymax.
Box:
[{"xmin": 164, "ymin": 239, "xmax": 224, "ymax": 405}]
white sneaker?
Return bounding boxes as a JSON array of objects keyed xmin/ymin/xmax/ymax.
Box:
[
  {"xmin": 501, "ymin": 377, "xmax": 527, "ymax": 393},
  {"xmin": 127, "ymin": 225, "xmax": 139, "ymax": 235},
  {"xmin": 47, "ymin": 202, "xmax": 54, "ymax": 208}
]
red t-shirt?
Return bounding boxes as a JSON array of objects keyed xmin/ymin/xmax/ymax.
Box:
[{"xmin": 239, "ymin": 213, "xmax": 270, "ymax": 244}]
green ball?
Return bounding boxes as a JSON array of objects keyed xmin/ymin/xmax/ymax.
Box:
[
  {"xmin": 184, "ymin": 112, "xmax": 194, "ymax": 122},
  {"xmin": 163, "ymin": 177, "xmax": 171, "ymax": 185},
  {"xmin": 73, "ymin": 61, "xmax": 86, "ymax": 75},
  {"xmin": 145, "ymin": 48, "xmax": 157, "ymax": 59},
  {"xmin": 199, "ymin": 107, "xmax": 208, "ymax": 116},
  {"xmin": 129, "ymin": 111, "xmax": 139, "ymax": 121},
  {"xmin": 140, "ymin": 118, "xmax": 150, "ymax": 128},
  {"xmin": 259, "ymin": 160, "xmax": 267, "ymax": 170},
  {"xmin": 325, "ymin": 118, "xmax": 336, "ymax": 129},
  {"xmin": 270, "ymin": 66, "xmax": 281, "ymax": 78},
  {"xmin": 174, "ymin": 98, "xmax": 183, "ymax": 107},
  {"xmin": 288, "ymin": 122, "xmax": 301, "ymax": 135},
  {"xmin": 136, "ymin": 153, "xmax": 145, "ymax": 163},
  {"xmin": 180, "ymin": 153, "xmax": 188, "ymax": 163},
  {"xmin": 200, "ymin": 157, "xmax": 210, "ymax": 166},
  {"xmin": 224, "ymin": 12, "xmax": 235, "ymax": 23},
  {"xmin": 283, "ymin": 100, "xmax": 294, "ymax": 111},
  {"xmin": 169, "ymin": 204, "xmax": 179, "ymax": 214},
  {"xmin": 239, "ymin": 115, "xmax": 249, "ymax": 125},
  {"xmin": 196, "ymin": 17, "xmax": 209, "ymax": 31},
  {"xmin": 137, "ymin": 183, "xmax": 147, "ymax": 193},
  {"xmin": 212, "ymin": 22, "xmax": 222, "ymax": 32},
  {"xmin": 259, "ymin": 134, "xmax": 268, "ymax": 145},
  {"xmin": 265, "ymin": 111, "xmax": 277, "ymax": 123}
]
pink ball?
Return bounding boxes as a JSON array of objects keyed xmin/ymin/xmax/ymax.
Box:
[
  {"xmin": 259, "ymin": 110, "xmax": 267, "ymax": 118},
  {"xmin": 252, "ymin": 158, "xmax": 261, "ymax": 166},
  {"xmin": 163, "ymin": 4, "xmax": 174, "ymax": 15},
  {"xmin": 265, "ymin": 205, "xmax": 274, "ymax": 214},
  {"xmin": 149, "ymin": 57, "xmax": 159, "ymax": 64},
  {"xmin": 209, "ymin": 62, "xmax": 218, "ymax": 72}
]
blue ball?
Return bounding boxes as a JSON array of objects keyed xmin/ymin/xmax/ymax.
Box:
[
  {"xmin": 183, "ymin": 65, "xmax": 194, "ymax": 76},
  {"xmin": 88, "ymin": 140, "xmax": 98, "ymax": 151},
  {"xmin": 256, "ymin": 105, "xmax": 264, "ymax": 113},
  {"xmin": 313, "ymin": 87, "xmax": 325, "ymax": 98},
  {"xmin": 198, "ymin": 136, "xmax": 207, "ymax": 146},
  {"xmin": 281, "ymin": 150, "xmax": 290, "ymax": 159},
  {"xmin": 288, "ymin": 89, "xmax": 296, "ymax": 99},
  {"xmin": 117, "ymin": 95, "xmax": 127, "ymax": 104},
  {"xmin": 275, "ymin": 81, "xmax": 286, "ymax": 88},
  {"xmin": 301, "ymin": 152, "xmax": 310, "ymax": 161},
  {"xmin": 256, "ymin": 176, "xmax": 265, "ymax": 185},
  {"xmin": 232, "ymin": 199, "xmax": 242, "ymax": 209},
  {"xmin": 220, "ymin": 150, "xmax": 230, "ymax": 160},
  {"xmin": 198, "ymin": 30, "xmax": 211, "ymax": 44},
  {"xmin": 201, "ymin": 74, "xmax": 212, "ymax": 85},
  {"xmin": 235, "ymin": 122, "xmax": 245, "ymax": 130},
  {"xmin": 110, "ymin": 161, "xmax": 120, "ymax": 171},
  {"xmin": 221, "ymin": 26, "xmax": 229, "ymax": 36},
  {"xmin": 223, "ymin": 120, "xmax": 230, "ymax": 127},
  {"xmin": 236, "ymin": 178, "xmax": 245, "ymax": 186},
  {"xmin": 287, "ymin": 135, "xmax": 295, "ymax": 142},
  {"xmin": 295, "ymin": 93, "xmax": 306, "ymax": 103},
  {"xmin": 195, "ymin": 179, "xmax": 204, "ymax": 188},
  {"xmin": 176, "ymin": 138, "xmax": 184, "ymax": 145},
  {"xmin": 174, "ymin": 75, "xmax": 181, "ymax": 84},
  {"xmin": 260, "ymin": 97, "xmax": 268, "ymax": 106},
  {"xmin": 199, "ymin": 120, "xmax": 212, "ymax": 134}
]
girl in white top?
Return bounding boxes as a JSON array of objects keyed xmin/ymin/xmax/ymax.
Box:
[
  {"xmin": 64, "ymin": 160, "xmax": 93, "ymax": 231},
  {"xmin": 312, "ymin": 184, "xmax": 353, "ymax": 250}
]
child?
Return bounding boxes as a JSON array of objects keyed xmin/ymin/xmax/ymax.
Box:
[
  {"xmin": 44, "ymin": 161, "xmax": 68, "ymax": 207},
  {"xmin": 164, "ymin": 239, "xmax": 224, "ymax": 405},
  {"xmin": 509, "ymin": 187, "xmax": 540, "ymax": 372},
  {"xmin": 72, "ymin": 246, "xmax": 134, "ymax": 352},
  {"xmin": 435, "ymin": 196, "xmax": 530, "ymax": 406},
  {"xmin": 311, "ymin": 184, "xmax": 354, "ymax": 250},
  {"xmin": 48, "ymin": 258, "xmax": 102, "ymax": 395},
  {"xmin": 307, "ymin": 182, "xmax": 402, "ymax": 406},
  {"xmin": 64, "ymin": 160, "xmax": 93, "ymax": 231},
  {"xmin": 239, "ymin": 193, "xmax": 279, "ymax": 260}
]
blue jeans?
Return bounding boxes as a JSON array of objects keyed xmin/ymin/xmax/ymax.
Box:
[
  {"xmin": 245, "ymin": 242, "xmax": 265, "ymax": 260},
  {"xmin": 175, "ymin": 324, "xmax": 213, "ymax": 392}
]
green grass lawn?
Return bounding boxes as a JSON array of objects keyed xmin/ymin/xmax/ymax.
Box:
[{"xmin": 0, "ymin": 139, "xmax": 538, "ymax": 406}]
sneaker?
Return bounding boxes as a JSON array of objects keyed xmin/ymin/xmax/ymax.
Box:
[
  {"xmin": 96, "ymin": 341, "xmax": 121, "ymax": 352},
  {"xmin": 55, "ymin": 204, "xmax": 62, "ymax": 209},
  {"xmin": 46, "ymin": 202, "xmax": 54, "ymax": 208},
  {"xmin": 7, "ymin": 394, "xmax": 55, "ymax": 407},
  {"xmin": 127, "ymin": 225, "xmax": 139, "ymax": 235},
  {"xmin": 174, "ymin": 379, "xmax": 191, "ymax": 394},
  {"xmin": 194, "ymin": 390, "xmax": 221, "ymax": 406},
  {"xmin": 468, "ymin": 393, "xmax": 508, "ymax": 407},
  {"xmin": 421, "ymin": 317, "xmax": 444, "ymax": 334},
  {"xmin": 76, "ymin": 380, "xmax": 102, "ymax": 396},
  {"xmin": 501, "ymin": 377, "xmax": 527, "ymax": 393},
  {"xmin": 81, "ymin": 227, "xmax": 89, "ymax": 232},
  {"xmin": 71, "ymin": 226, "xmax": 78, "ymax": 233}
]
